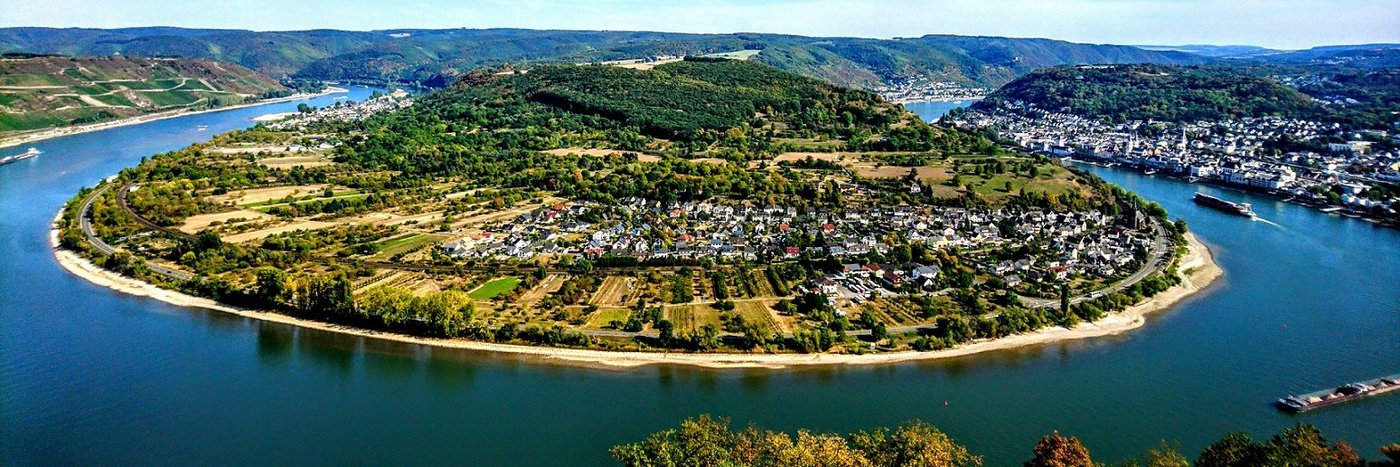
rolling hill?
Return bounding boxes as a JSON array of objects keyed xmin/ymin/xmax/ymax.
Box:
[
  {"xmin": 0, "ymin": 55, "xmax": 286, "ymax": 132},
  {"xmin": 972, "ymin": 64, "xmax": 1323, "ymax": 123},
  {"xmin": 0, "ymin": 27, "xmax": 1207, "ymax": 89}
]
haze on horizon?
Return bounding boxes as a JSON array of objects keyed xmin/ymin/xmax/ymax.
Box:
[{"xmin": 1, "ymin": 0, "xmax": 1397, "ymax": 50}]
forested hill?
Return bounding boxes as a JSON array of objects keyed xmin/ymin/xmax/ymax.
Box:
[
  {"xmin": 0, "ymin": 27, "xmax": 1206, "ymax": 89},
  {"xmin": 506, "ymin": 59, "xmax": 889, "ymax": 140},
  {"xmin": 335, "ymin": 59, "xmax": 1000, "ymax": 199},
  {"xmin": 0, "ymin": 55, "xmax": 285, "ymax": 133},
  {"xmin": 972, "ymin": 64, "xmax": 1322, "ymax": 123}
]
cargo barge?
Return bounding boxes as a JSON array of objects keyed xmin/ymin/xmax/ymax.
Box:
[
  {"xmin": 1277, "ymin": 373, "xmax": 1400, "ymax": 413},
  {"xmin": 1193, "ymin": 193, "xmax": 1255, "ymax": 217}
]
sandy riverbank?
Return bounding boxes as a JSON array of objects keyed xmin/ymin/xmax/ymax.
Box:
[
  {"xmin": 51, "ymin": 218, "xmax": 1221, "ymax": 369},
  {"xmin": 1, "ymin": 87, "xmax": 349, "ymax": 149}
]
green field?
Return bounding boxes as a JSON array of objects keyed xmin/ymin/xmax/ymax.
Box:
[
  {"xmin": 469, "ymin": 277, "xmax": 520, "ymax": 300},
  {"xmin": 369, "ymin": 233, "xmax": 443, "ymax": 260},
  {"xmin": 584, "ymin": 308, "xmax": 633, "ymax": 329},
  {"xmin": 244, "ymin": 191, "xmax": 364, "ymax": 209}
]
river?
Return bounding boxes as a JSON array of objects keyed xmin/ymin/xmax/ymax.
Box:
[{"xmin": 2, "ymin": 94, "xmax": 1397, "ymax": 466}]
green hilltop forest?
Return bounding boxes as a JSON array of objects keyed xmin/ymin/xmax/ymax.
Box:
[
  {"xmin": 972, "ymin": 64, "xmax": 1323, "ymax": 123},
  {"xmin": 0, "ymin": 55, "xmax": 287, "ymax": 132},
  {"xmin": 0, "ymin": 27, "xmax": 1206, "ymax": 89},
  {"xmin": 613, "ymin": 415, "xmax": 1400, "ymax": 467},
  {"xmin": 336, "ymin": 58, "xmax": 1001, "ymax": 198},
  {"xmin": 974, "ymin": 63, "xmax": 1400, "ymax": 129}
]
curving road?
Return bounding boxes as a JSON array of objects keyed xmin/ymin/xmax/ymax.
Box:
[{"xmin": 77, "ymin": 183, "xmax": 192, "ymax": 281}]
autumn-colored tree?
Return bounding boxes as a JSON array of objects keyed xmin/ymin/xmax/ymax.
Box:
[
  {"xmin": 1143, "ymin": 440, "xmax": 1189, "ymax": 467},
  {"xmin": 612, "ymin": 415, "xmax": 980, "ymax": 467},
  {"xmin": 1379, "ymin": 444, "xmax": 1400, "ymax": 465},
  {"xmin": 848, "ymin": 421, "xmax": 982, "ymax": 467},
  {"xmin": 1196, "ymin": 424, "xmax": 1366, "ymax": 467},
  {"xmin": 1025, "ymin": 431, "xmax": 1093, "ymax": 467}
]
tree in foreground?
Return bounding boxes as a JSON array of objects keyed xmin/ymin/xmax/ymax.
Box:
[
  {"xmin": 614, "ymin": 418, "xmax": 1395, "ymax": 467},
  {"xmin": 1195, "ymin": 424, "xmax": 1364, "ymax": 467},
  {"xmin": 1025, "ymin": 431, "xmax": 1093, "ymax": 467},
  {"xmin": 610, "ymin": 415, "xmax": 981, "ymax": 467}
]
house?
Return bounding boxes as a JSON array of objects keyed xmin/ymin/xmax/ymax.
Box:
[{"xmin": 911, "ymin": 265, "xmax": 940, "ymax": 280}]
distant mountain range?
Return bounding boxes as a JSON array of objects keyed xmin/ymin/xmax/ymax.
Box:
[
  {"xmin": 1136, "ymin": 43, "xmax": 1400, "ymax": 67},
  {"xmin": 0, "ymin": 27, "xmax": 1210, "ymax": 89}
]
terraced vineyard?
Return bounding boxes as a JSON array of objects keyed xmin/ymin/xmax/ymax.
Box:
[{"xmin": 0, "ymin": 55, "xmax": 285, "ymax": 132}]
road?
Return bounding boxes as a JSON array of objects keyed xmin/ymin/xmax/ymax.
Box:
[
  {"xmin": 1018, "ymin": 218, "xmax": 1173, "ymax": 310},
  {"xmin": 77, "ymin": 183, "xmax": 192, "ymax": 281}
]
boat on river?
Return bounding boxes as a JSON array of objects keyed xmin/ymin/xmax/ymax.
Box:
[
  {"xmin": 1277, "ymin": 374, "xmax": 1400, "ymax": 412},
  {"xmin": 1194, "ymin": 193, "xmax": 1255, "ymax": 217},
  {"xmin": 0, "ymin": 147, "xmax": 41, "ymax": 166}
]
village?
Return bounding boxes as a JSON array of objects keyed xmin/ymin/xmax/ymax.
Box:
[
  {"xmin": 950, "ymin": 103, "xmax": 1400, "ymax": 218},
  {"xmin": 263, "ymin": 89, "xmax": 414, "ymax": 131},
  {"xmin": 440, "ymin": 195, "xmax": 1157, "ymax": 304},
  {"xmin": 876, "ymin": 77, "xmax": 989, "ymax": 103}
]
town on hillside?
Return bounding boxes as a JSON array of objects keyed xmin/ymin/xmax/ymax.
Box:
[{"xmin": 951, "ymin": 103, "xmax": 1400, "ymax": 224}]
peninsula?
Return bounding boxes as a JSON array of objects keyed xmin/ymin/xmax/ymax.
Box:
[{"xmin": 54, "ymin": 58, "xmax": 1219, "ymax": 366}]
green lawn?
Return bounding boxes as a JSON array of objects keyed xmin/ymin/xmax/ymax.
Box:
[{"xmin": 469, "ymin": 277, "xmax": 520, "ymax": 300}]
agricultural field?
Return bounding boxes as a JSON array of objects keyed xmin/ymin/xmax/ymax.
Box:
[
  {"xmin": 0, "ymin": 56, "xmax": 284, "ymax": 133},
  {"xmin": 369, "ymin": 233, "xmax": 444, "ymax": 260},
  {"xmin": 665, "ymin": 304, "xmax": 723, "ymax": 333},
  {"xmin": 469, "ymin": 277, "xmax": 521, "ymax": 300}
]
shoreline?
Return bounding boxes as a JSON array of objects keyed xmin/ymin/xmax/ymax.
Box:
[
  {"xmin": 50, "ymin": 215, "xmax": 1221, "ymax": 369},
  {"xmin": 889, "ymin": 96, "xmax": 986, "ymax": 105},
  {"xmin": 0, "ymin": 87, "xmax": 349, "ymax": 150}
]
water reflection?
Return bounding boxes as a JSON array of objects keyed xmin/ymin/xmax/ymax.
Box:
[{"xmin": 255, "ymin": 324, "xmax": 294, "ymax": 365}]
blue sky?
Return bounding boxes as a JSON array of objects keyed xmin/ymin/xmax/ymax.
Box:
[{"xmin": 2, "ymin": 0, "xmax": 1397, "ymax": 49}]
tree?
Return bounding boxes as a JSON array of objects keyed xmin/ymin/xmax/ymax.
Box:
[
  {"xmin": 254, "ymin": 267, "xmax": 289, "ymax": 305},
  {"xmin": 1026, "ymin": 431, "xmax": 1092, "ymax": 467},
  {"xmin": 849, "ymin": 421, "xmax": 983, "ymax": 467},
  {"xmin": 871, "ymin": 322, "xmax": 889, "ymax": 342},
  {"xmin": 696, "ymin": 324, "xmax": 721, "ymax": 350},
  {"xmin": 1144, "ymin": 441, "xmax": 1189, "ymax": 467},
  {"xmin": 656, "ymin": 319, "xmax": 677, "ymax": 347},
  {"xmin": 611, "ymin": 414, "xmax": 736, "ymax": 467},
  {"xmin": 1197, "ymin": 432, "xmax": 1256, "ymax": 467}
]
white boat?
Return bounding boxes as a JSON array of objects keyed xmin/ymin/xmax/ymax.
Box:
[{"xmin": 0, "ymin": 147, "xmax": 41, "ymax": 166}]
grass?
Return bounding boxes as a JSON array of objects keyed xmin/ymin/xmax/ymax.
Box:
[
  {"xmin": 665, "ymin": 304, "xmax": 722, "ymax": 333},
  {"xmin": 953, "ymin": 163, "xmax": 1082, "ymax": 200},
  {"xmin": 584, "ymin": 308, "xmax": 633, "ymax": 329},
  {"xmin": 369, "ymin": 233, "xmax": 443, "ymax": 260},
  {"xmin": 733, "ymin": 301, "xmax": 779, "ymax": 330},
  {"xmin": 244, "ymin": 191, "xmax": 364, "ymax": 209},
  {"xmin": 469, "ymin": 277, "xmax": 520, "ymax": 300}
]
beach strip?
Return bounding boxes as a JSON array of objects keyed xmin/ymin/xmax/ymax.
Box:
[{"xmin": 51, "ymin": 216, "xmax": 1221, "ymax": 369}]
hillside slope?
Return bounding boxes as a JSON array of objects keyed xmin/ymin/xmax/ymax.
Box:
[
  {"xmin": 972, "ymin": 64, "xmax": 1322, "ymax": 123},
  {"xmin": 0, "ymin": 55, "xmax": 285, "ymax": 132},
  {"xmin": 0, "ymin": 27, "xmax": 1206, "ymax": 89}
]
